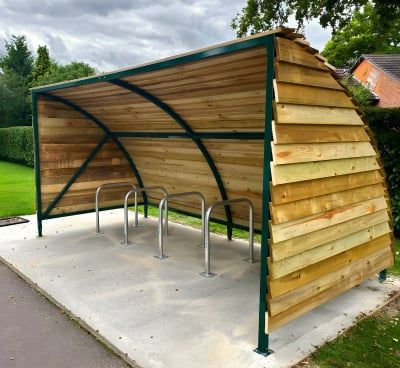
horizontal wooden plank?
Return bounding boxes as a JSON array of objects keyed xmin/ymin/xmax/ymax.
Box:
[
  {"xmin": 274, "ymin": 81, "xmax": 355, "ymax": 108},
  {"xmin": 267, "ymin": 246, "xmax": 393, "ymax": 332},
  {"xmin": 270, "ymin": 183, "xmax": 385, "ymax": 224},
  {"xmin": 272, "ymin": 141, "xmax": 376, "ymax": 165},
  {"xmin": 267, "ymin": 241, "xmax": 393, "ymax": 316},
  {"xmin": 271, "ymin": 170, "xmax": 383, "ymax": 205},
  {"xmin": 270, "ymin": 196, "xmax": 388, "ymax": 243},
  {"xmin": 39, "ymin": 156, "xmax": 128, "ymax": 170},
  {"xmin": 39, "ymin": 118, "xmax": 98, "ymax": 128},
  {"xmin": 127, "ymin": 46, "xmax": 267, "ymax": 88},
  {"xmin": 273, "ymin": 103, "xmax": 363, "ymax": 125},
  {"xmin": 275, "ymin": 61, "xmax": 342, "ymax": 90},
  {"xmin": 268, "ymin": 221, "xmax": 391, "ymax": 280},
  {"xmin": 275, "ymin": 37, "xmax": 327, "ymax": 70},
  {"xmin": 270, "ymin": 156, "xmax": 379, "ymax": 185},
  {"xmin": 272, "ymin": 123, "xmax": 370, "ymax": 144},
  {"xmin": 268, "ymin": 233, "xmax": 392, "ymax": 298},
  {"xmin": 270, "ymin": 209, "xmax": 390, "ymax": 261}
]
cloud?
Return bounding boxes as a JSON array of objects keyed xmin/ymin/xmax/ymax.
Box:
[{"xmin": 0, "ymin": 0, "xmax": 331, "ymax": 72}]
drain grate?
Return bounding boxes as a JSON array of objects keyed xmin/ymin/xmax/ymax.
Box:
[{"xmin": 0, "ymin": 216, "xmax": 29, "ymax": 227}]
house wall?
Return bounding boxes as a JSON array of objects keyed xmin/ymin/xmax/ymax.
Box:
[{"xmin": 352, "ymin": 59, "xmax": 400, "ymax": 107}]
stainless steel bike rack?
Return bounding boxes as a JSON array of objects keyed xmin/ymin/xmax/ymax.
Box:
[
  {"xmin": 122, "ymin": 186, "xmax": 168, "ymax": 246},
  {"xmin": 156, "ymin": 191, "xmax": 206, "ymax": 260},
  {"xmin": 95, "ymin": 182, "xmax": 136, "ymax": 234},
  {"xmin": 200, "ymin": 198, "xmax": 257, "ymax": 278}
]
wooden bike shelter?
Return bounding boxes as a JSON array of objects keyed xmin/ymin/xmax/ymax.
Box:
[{"xmin": 31, "ymin": 28, "xmax": 394, "ymax": 354}]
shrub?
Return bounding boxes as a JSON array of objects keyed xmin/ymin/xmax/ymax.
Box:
[
  {"xmin": 0, "ymin": 126, "xmax": 34, "ymax": 167},
  {"xmin": 365, "ymin": 107, "xmax": 400, "ymax": 236}
]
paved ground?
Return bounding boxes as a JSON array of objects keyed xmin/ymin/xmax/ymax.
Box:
[
  {"xmin": 0, "ymin": 211, "xmax": 399, "ymax": 368},
  {"xmin": 0, "ymin": 261, "xmax": 133, "ymax": 368}
]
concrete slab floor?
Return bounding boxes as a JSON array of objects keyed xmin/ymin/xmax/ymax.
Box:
[{"xmin": 0, "ymin": 210, "xmax": 398, "ymax": 368}]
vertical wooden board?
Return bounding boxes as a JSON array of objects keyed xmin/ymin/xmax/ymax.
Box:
[
  {"xmin": 270, "ymin": 209, "xmax": 390, "ymax": 261},
  {"xmin": 267, "ymin": 246, "xmax": 394, "ymax": 332},
  {"xmin": 270, "ymin": 196, "xmax": 388, "ymax": 243},
  {"xmin": 272, "ymin": 141, "xmax": 377, "ymax": 165},
  {"xmin": 268, "ymin": 221, "xmax": 391, "ymax": 280},
  {"xmin": 270, "ymin": 156, "xmax": 379, "ymax": 185},
  {"xmin": 270, "ymin": 183, "xmax": 385, "ymax": 224},
  {"xmin": 273, "ymin": 103, "xmax": 363, "ymax": 125}
]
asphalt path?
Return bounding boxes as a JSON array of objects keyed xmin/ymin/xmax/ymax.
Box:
[{"xmin": 0, "ymin": 261, "xmax": 134, "ymax": 368}]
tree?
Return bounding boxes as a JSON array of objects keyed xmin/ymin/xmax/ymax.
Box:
[
  {"xmin": 0, "ymin": 73, "xmax": 32, "ymax": 127},
  {"xmin": 231, "ymin": 0, "xmax": 400, "ymax": 37},
  {"xmin": 31, "ymin": 45, "xmax": 51, "ymax": 85},
  {"xmin": 0, "ymin": 35, "xmax": 34, "ymax": 79},
  {"xmin": 31, "ymin": 60, "xmax": 97, "ymax": 87},
  {"xmin": 0, "ymin": 34, "xmax": 97, "ymax": 127},
  {"xmin": 321, "ymin": 3, "xmax": 400, "ymax": 66},
  {"xmin": 0, "ymin": 35, "xmax": 34, "ymax": 127}
]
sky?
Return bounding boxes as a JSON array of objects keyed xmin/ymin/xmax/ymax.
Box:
[{"xmin": 0, "ymin": 0, "xmax": 332, "ymax": 73}]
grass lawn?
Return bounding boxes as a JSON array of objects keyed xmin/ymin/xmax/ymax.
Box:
[{"xmin": 0, "ymin": 161, "xmax": 35, "ymax": 217}]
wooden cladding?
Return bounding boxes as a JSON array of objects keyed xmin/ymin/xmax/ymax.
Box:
[
  {"xmin": 266, "ymin": 36, "xmax": 393, "ymax": 332},
  {"xmin": 35, "ymin": 45, "xmax": 268, "ymax": 228},
  {"xmin": 32, "ymin": 28, "xmax": 394, "ymax": 338}
]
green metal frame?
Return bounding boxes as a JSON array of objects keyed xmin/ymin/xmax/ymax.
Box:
[
  {"xmin": 32, "ymin": 93, "xmax": 43, "ymax": 236},
  {"xmin": 108, "ymin": 79, "xmax": 234, "ymax": 239},
  {"xmin": 36, "ymin": 92, "xmax": 147, "ymax": 226},
  {"xmin": 254, "ymin": 34, "xmax": 275, "ymax": 356},
  {"xmin": 31, "ymin": 32, "xmax": 275, "ymax": 354}
]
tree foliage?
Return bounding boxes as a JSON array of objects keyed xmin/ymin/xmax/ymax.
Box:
[
  {"xmin": 0, "ymin": 35, "xmax": 34, "ymax": 78},
  {"xmin": 231, "ymin": 0, "xmax": 400, "ymax": 37},
  {"xmin": 31, "ymin": 45, "xmax": 51, "ymax": 85},
  {"xmin": 0, "ymin": 35, "xmax": 97, "ymax": 127},
  {"xmin": 31, "ymin": 60, "xmax": 96, "ymax": 88},
  {"xmin": 0, "ymin": 35, "xmax": 33, "ymax": 127},
  {"xmin": 322, "ymin": 3, "xmax": 400, "ymax": 67}
]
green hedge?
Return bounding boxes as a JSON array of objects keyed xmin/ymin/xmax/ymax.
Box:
[
  {"xmin": 0, "ymin": 126, "xmax": 34, "ymax": 167},
  {"xmin": 365, "ymin": 107, "xmax": 400, "ymax": 236}
]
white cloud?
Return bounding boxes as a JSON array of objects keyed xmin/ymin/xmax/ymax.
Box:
[{"xmin": 0, "ymin": 0, "xmax": 331, "ymax": 72}]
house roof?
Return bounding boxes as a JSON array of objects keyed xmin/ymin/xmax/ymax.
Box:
[{"xmin": 351, "ymin": 54, "xmax": 400, "ymax": 83}]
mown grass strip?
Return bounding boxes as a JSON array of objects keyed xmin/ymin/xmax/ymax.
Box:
[{"xmin": 0, "ymin": 161, "xmax": 35, "ymax": 217}]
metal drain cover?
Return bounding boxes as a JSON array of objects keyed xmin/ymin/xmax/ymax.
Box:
[{"xmin": 0, "ymin": 217, "xmax": 29, "ymax": 227}]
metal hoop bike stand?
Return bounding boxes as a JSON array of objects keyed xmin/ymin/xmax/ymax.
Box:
[
  {"xmin": 95, "ymin": 182, "xmax": 136, "ymax": 234},
  {"xmin": 122, "ymin": 186, "xmax": 168, "ymax": 246},
  {"xmin": 200, "ymin": 198, "xmax": 257, "ymax": 278},
  {"xmin": 156, "ymin": 191, "xmax": 206, "ymax": 259}
]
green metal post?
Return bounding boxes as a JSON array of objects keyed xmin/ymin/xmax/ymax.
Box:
[
  {"xmin": 379, "ymin": 269, "xmax": 387, "ymax": 282},
  {"xmin": 32, "ymin": 93, "xmax": 43, "ymax": 237},
  {"xmin": 255, "ymin": 35, "xmax": 275, "ymax": 356}
]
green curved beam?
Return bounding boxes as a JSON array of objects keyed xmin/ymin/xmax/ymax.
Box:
[
  {"xmin": 108, "ymin": 79, "xmax": 234, "ymax": 239},
  {"xmin": 38, "ymin": 92, "xmax": 147, "ymax": 215}
]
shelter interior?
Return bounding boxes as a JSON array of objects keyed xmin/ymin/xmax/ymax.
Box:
[{"xmin": 31, "ymin": 28, "xmax": 394, "ymax": 352}]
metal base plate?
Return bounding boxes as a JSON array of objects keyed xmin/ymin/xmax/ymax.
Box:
[
  {"xmin": 199, "ymin": 271, "xmax": 217, "ymax": 278},
  {"xmin": 253, "ymin": 348, "xmax": 274, "ymax": 356},
  {"xmin": 120, "ymin": 241, "xmax": 133, "ymax": 246},
  {"xmin": 154, "ymin": 255, "xmax": 169, "ymax": 260},
  {"xmin": 244, "ymin": 258, "xmax": 259, "ymax": 264}
]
